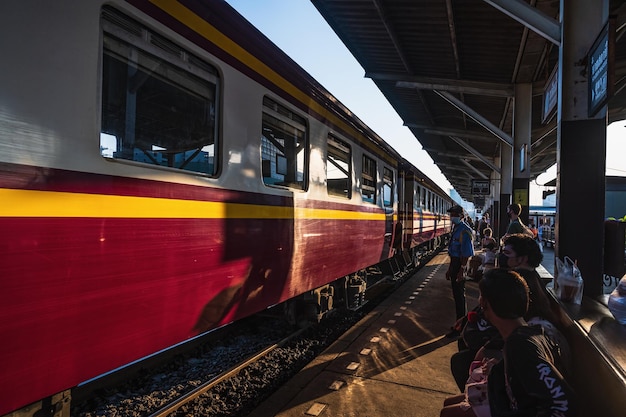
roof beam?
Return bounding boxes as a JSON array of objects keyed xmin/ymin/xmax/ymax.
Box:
[
  {"xmin": 422, "ymin": 148, "xmax": 487, "ymax": 162},
  {"xmin": 370, "ymin": 73, "xmax": 548, "ymax": 96},
  {"xmin": 405, "ymin": 124, "xmax": 495, "ymax": 142},
  {"xmin": 459, "ymin": 159, "xmax": 489, "ymax": 180},
  {"xmin": 449, "ymin": 136, "xmax": 502, "ymax": 175},
  {"xmin": 434, "ymin": 90, "xmax": 514, "ymax": 148},
  {"xmin": 390, "ymin": 74, "xmax": 513, "ymax": 97},
  {"xmin": 482, "ymin": 0, "xmax": 561, "ymax": 46},
  {"xmin": 371, "ymin": 0, "xmax": 412, "ymax": 73}
]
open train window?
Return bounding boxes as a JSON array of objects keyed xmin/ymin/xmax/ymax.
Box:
[
  {"xmin": 361, "ymin": 154, "xmax": 376, "ymax": 204},
  {"xmin": 261, "ymin": 97, "xmax": 307, "ymax": 189},
  {"xmin": 383, "ymin": 167, "xmax": 393, "ymax": 207},
  {"xmin": 100, "ymin": 7, "xmax": 219, "ymax": 176},
  {"xmin": 327, "ymin": 135, "xmax": 351, "ymax": 198}
]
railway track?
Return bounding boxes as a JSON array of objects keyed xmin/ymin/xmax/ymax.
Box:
[
  {"xmin": 147, "ymin": 327, "xmax": 308, "ymax": 417},
  {"xmin": 72, "ymin": 248, "xmax": 441, "ymax": 417}
]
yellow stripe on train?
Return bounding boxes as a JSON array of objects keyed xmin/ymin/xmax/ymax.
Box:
[
  {"xmin": 0, "ymin": 189, "xmax": 386, "ymax": 220},
  {"xmin": 149, "ymin": 0, "xmax": 396, "ymax": 166}
]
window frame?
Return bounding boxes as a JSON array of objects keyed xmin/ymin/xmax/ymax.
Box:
[
  {"xmin": 327, "ymin": 135, "xmax": 352, "ymax": 199},
  {"xmin": 261, "ymin": 96, "xmax": 308, "ymax": 190},
  {"xmin": 383, "ymin": 166, "xmax": 394, "ymax": 208},
  {"xmin": 100, "ymin": 7, "xmax": 220, "ymax": 176},
  {"xmin": 361, "ymin": 154, "xmax": 377, "ymax": 204}
]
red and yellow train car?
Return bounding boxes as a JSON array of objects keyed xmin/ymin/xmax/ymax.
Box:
[{"xmin": 0, "ymin": 1, "xmax": 453, "ymax": 414}]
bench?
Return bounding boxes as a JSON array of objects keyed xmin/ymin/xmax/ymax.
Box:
[{"xmin": 548, "ymin": 290, "xmax": 626, "ymax": 417}]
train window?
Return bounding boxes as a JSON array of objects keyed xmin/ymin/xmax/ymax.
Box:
[
  {"xmin": 383, "ymin": 167, "xmax": 393, "ymax": 207},
  {"xmin": 261, "ymin": 97, "xmax": 307, "ymax": 189},
  {"xmin": 327, "ymin": 136, "xmax": 351, "ymax": 198},
  {"xmin": 361, "ymin": 154, "xmax": 376, "ymax": 204},
  {"xmin": 100, "ymin": 8, "xmax": 219, "ymax": 175},
  {"xmin": 414, "ymin": 184, "xmax": 420, "ymax": 211}
]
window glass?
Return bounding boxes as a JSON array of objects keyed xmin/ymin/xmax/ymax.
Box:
[
  {"xmin": 261, "ymin": 97, "xmax": 307, "ymax": 189},
  {"xmin": 361, "ymin": 154, "xmax": 376, "ymax": 204},
  {"xmin": 327, "ymin": 136, "xmax": 351, "ymax": 198},
  {"xmin": 100, "ymin": 8, "xmax": 218, "ymax": 175},
  {"xmin": 415, "ymin": 185, "xmax": 422, "ymax": 210},
  {"xmin": 383, "ymin": 167, "xmax": 393, "ymax": 207}
]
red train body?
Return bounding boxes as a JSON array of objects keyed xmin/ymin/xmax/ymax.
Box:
[{"xmin": 0, "ymin": 1, "xmax": 453, "ymax": 414}]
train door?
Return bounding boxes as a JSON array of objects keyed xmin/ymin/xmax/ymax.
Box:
[
  {"xmin": 399, "ymin": 170, "xmax": 413, "ymax": 249},
  {"xmin": 383, "ymin": 166, "xmax": 396, "ymax": 258},
  {"xmin": 416, "ymin": 184, "xmax": 424, "ymax": 244}
]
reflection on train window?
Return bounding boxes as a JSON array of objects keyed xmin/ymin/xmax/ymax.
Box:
[
  {"xmin": 327, "ymin": 135, "xmax": 351, "ymax": 198},
  {"xmin": 261, "ymin": 97, "xmax": 307, "ymax": 189},
  {"xmin": 362, "ymin": 154, "xmax": 376, "ymax": 204},
  {"xmin": 383, "ymin": 167, "xmax": 393, "ymax": 207},
  {"xmin": 100, "ymin": 7, "xmax": 218, "ymax": 175}
]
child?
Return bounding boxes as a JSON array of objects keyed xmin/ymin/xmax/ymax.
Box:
[{"xmin": 481, "ymin": 242, "xmax": 496, "ymax": 272}]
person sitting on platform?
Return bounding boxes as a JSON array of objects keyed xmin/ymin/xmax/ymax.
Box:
[
  {"xmin": 480, "ymin": 228, "xmax": 497, "ymax": 250},
  {"xmin": 441, "ymin": 269, "xmax": 577, "ymax": 417},
  {"xmin": 480, "ymin": 242, "xmax": 496, "ymax": 273},
  {"xmin": 449, "ymin": 233, "xmax": 569, "ymax": 393}
]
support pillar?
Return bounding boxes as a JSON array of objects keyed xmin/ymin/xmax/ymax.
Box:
[
  {"xmin": 557, "ymin": 0, "xmax": 608, "ymax": 297},
  {"xmin": 513, "ymin": 83, "xmax": 532, "ymax": 225},
  {"xmin": 499, "ymin": 143, "xmax": 513, "ymax": 239},
  {"xmin": 492, "ymin": 157, "xmax": 501, "ymax": 238}
]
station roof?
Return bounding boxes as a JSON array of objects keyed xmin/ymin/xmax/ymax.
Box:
[{"xmin": 311, "ymin": 0, "xmax": 626, "ymax": 201}]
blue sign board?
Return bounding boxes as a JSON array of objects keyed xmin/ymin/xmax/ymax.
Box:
[{"xmin": 588, "ymin": 21, "xmax": 614, "ymax": 117}]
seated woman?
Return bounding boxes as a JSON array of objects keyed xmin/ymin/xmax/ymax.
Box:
[{"xmin": 480, "ymin": 228, "xmax": 497, "ymax": 250}]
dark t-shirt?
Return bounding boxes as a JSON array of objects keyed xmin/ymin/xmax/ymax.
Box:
[
  {"xmin": 506, "ymin": 219, "xmax": 525, "ymax": 235},
  {"xmin": 488, "ymin": 325, "xmax": 576, "ymax": 417}
]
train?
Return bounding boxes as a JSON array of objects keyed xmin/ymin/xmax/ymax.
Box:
[{"xmin": 0, "ymin": 1, "xmax": 455, "ymax": 415}]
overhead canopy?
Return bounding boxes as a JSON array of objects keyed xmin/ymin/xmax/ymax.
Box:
[{"xmin": 311, "ymin": 0, "xmax": 626, "ymax": 201}]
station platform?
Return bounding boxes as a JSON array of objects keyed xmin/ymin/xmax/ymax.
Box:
[
  {"xmin": 247, "ymin": 251, "xmax": 474, "ymax": 417},
  {"xmin": 248, "ymin": 246, "xmax": 626, "ymax": 417}
]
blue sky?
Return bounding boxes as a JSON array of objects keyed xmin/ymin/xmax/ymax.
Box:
[{"xmin": 225, "ymin": 0, "xmax": 625, "ymax": 204}]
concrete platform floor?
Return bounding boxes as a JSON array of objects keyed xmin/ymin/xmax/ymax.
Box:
[{"xmin": 247, "ymin": 252, "xmax": 478, "ymax": 417}]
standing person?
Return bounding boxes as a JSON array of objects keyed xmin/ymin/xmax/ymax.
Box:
[
  {"xmin": 478, "ymin": 215, "xmax": 489, "ymax": 240},
  {"xmin": 441, "ymin": 269, "xmax": 576, "ymax": 417},
  {"xmin": 445, "ymin": 205, "xmax": 475, "ymax": 336},
  {"xmin": 502, "ymin": 203, "xmax": 532, "ymax": 240}
]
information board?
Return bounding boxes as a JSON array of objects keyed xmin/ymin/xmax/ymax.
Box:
[
  {"xmin": 471, "ymin": 179, "xmax": 490, "ymax": 196},
  {"xmin": 588, "ymin": 21, "xmax": 614, "ymax": 117}
]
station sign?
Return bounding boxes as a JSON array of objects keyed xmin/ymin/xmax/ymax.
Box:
[
  {"xmin": 542, "ymin": 65, "xmax": 558, "ymax": 124},
  {"xmin": 471, "ymin": 179, "xmax": 490, "ymax": 196},
  {"xmin": 588, "ymin": 20, "xmax": 615, "ymax": 117}
]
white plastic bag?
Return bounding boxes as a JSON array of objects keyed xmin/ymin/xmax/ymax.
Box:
[
  {"xmin": 608, "ymin": 276, "xmax": 626, "ymax": 325},
  {"xmin": 555, "ymin": 256, "xmax": 584, "ymax": 304}
]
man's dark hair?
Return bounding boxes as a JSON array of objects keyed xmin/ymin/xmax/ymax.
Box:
[
  {"xmin": 507, "ymin": 203, "xmax": 522, "ymax": 216},
  {"xmin": 502, "ymin": 233, "xmax": 543, "ymax": 267},
  {"xmin": 479, "ymin": 269, "xmax": 529, "ymax": 319}
]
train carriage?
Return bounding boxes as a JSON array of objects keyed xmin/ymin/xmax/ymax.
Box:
[{"xmin": 0, "ymin": 1, "xmax": 453, "ymax": 414}]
